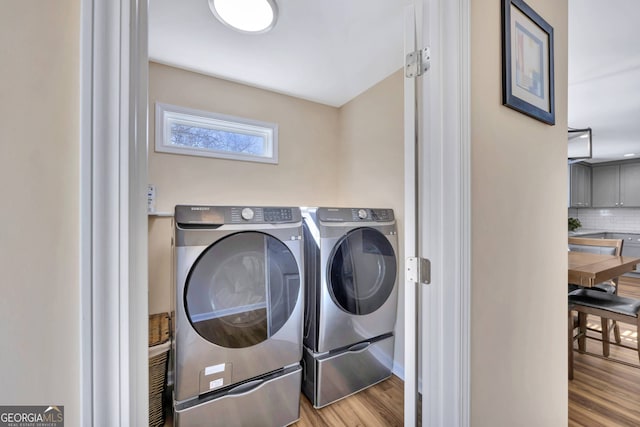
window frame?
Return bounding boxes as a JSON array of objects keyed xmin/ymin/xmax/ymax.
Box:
[{"xmin": 155, "ymin": 102, "xmax": 279, "ymax": 164}]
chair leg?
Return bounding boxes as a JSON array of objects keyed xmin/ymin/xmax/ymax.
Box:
[
  {"xmin": 637, "ymin": 316, "xmax": 640, "ymax": 364},
  {"xmin": 601, "ymin": 317, "xmax": 610, "ymax": 357},
  {"xmin": 568, "ymin": 308, "xmax": 574, "ymax": 380},
  {"xmin": 578, "ymin": 312, "xmax": 587, "ymax": 352},
  {"xmin": 613, "ymin": 320, "xmax": 621, "ymax": 344}
]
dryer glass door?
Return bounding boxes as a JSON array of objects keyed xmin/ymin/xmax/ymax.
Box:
[
  {"xmin": 328, "ymin": 227, "xmax": 397, "ymax": 315},
  {"xmin": 185, "ymin": 231, "xmax": 300, "ymax": 348}
]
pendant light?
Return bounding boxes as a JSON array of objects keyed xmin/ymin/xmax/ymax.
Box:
[{"xmin": 209, "ymin": 0, "xmax": 278, "ymax": 34}]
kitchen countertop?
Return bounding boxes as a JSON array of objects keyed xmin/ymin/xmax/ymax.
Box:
[{"xmin": 569, "ymin": 229, "xmax": 640, "ymax": 236}]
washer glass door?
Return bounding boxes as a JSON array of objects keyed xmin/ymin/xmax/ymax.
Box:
[
  {"xmin": 328, "ymin": 227, "xmax": 397, "ymax": 315},
  {"xmin": 185, "ymin": 231, "xmax": 300, "ymax": 348}
]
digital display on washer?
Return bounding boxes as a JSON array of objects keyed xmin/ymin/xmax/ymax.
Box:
[
  {"xmin": 184, "ymin": 231, "xmax": 301, "ymax": 348},
  {"xmin": 263, "ymin": 208, "xmax": 293, "ymax": 222}
]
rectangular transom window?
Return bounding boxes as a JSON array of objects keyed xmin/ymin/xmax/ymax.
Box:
[{"xmin": 155, "ymin": 102, "xmax": 278, "ymax": 164}]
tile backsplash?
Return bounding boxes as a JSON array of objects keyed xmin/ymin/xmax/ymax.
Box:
[{"xmin": 569, "ymin": 208, "xmax": 640, "ymax": 233}]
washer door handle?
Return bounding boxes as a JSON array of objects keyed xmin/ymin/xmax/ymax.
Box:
[{"xmin": 347, "ymin": 341, "xmax": 371, "ymax": 353}]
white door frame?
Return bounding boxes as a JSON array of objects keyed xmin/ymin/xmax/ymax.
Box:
[
  {"xmin": 80, "ymin": 0, "xmax": 470, "ymax": 424},
  {"xmin": 80, "ymin": 0, "xmax": 149, "ymax": 424},
  {"xmin": 404, "ymin": 0, "xmax": 471, "ymax": 425}
]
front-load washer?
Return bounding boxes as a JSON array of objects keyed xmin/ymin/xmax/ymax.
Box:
[
  {"xmin": 301, "ymin": 207, "xmax": 398, "ymax": 407},
  {"xmin": 173, "ymin": 205, "xmax": 304, "ymax": 426}
]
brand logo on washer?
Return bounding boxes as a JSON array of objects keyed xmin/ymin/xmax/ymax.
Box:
[{"xmin": 190, "ymin": 207, "xmax": 210, "ymax": 211}]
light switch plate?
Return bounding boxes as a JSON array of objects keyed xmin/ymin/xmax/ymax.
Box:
[{"xmin": 147, "ymin": 184, "xmax": 156, "ymax": 213}]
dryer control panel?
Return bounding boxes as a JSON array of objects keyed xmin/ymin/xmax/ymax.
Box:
[{"xmin": 317, "ymin": 207, "xmax": 394, "ymax": 223}]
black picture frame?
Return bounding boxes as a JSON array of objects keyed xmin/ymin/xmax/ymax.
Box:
[{"xmin": 501, "ymin": 0, "xmax": 555, "ymax": 125}]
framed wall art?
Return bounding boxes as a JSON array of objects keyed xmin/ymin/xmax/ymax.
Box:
[{"xmin": 501, "ymin": 0, "xmax": 555, "ymax": 125}]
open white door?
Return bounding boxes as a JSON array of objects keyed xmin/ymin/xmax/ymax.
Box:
[{"xmin": 405, "ymin": 0, "xmax": 471, "ymax": 425}]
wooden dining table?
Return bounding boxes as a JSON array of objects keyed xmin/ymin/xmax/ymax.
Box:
[{"xmin": 568, "ymin": 251, "xmax": 640, "ymax": 287}]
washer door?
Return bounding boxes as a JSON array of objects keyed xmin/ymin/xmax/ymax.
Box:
[
  {"xmin": 328, "ymin": 227, "xmax": 397, "ymax": 315},
  {"xmin": 185, "ymin": 231, "xmax": 300, "ymax": 348}
]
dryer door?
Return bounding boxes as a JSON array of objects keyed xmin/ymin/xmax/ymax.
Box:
[
  {"xmin": 328, "ymin": 227, "xmax": 397, "ymax": 315},
  {"xmin": 185, "ymin": 231, "xmax": 300, "ymax": 348}
]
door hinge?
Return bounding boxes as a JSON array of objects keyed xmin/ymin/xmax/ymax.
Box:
[
  {"xmin": 405, "ymin": 47, "xmax": 431, "ymax": 78},
  {"xmin": 406, "ymin": 257, "xmax": 431, "ymax": 285}
]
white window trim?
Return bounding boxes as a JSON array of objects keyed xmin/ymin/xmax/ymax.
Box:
[{"xmin": 155, "ymin": 102, "xmax": 279, "ymax": 164}]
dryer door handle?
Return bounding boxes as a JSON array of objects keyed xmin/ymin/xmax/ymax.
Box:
[
  {"xmin": 226, "ymin": 378, "xmax": 265, "ymax": 396},
  {"xmin": 347, "ymin": 342, "xmax": 371, "ymax": 353}
]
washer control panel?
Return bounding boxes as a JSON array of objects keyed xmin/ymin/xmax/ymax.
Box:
[
  {"xmin": 175, "ymin": 205, "xmax": 301, "ymax": 226},
  {"xmin": 229, "ymin": 207, "xmax": 298, "ymax": 223}
]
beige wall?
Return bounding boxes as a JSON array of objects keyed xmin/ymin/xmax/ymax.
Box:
[
  {"xmin": 148, "ymin": 62, "xmax": 341, "ymax": 213},
  {"xmin": 470, "ymin": 0, "xmax": 568, "ymax": 425},
  {"xmin": 0, "ymin": 1, "xmax": 80, "ymax": 424},
  {"xmin": 337, "ymin": 70, "xmax": 405, "ymax": 371}
]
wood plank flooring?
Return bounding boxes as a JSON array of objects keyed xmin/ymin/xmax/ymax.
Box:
[{"xmin": 569, "ymin": 276, "xmax": 640, "ymax": 427}]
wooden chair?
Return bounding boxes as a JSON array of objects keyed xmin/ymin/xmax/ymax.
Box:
[
  {"xmin": 568, "ymin": 237, "xmax": 623, "ymax": 342},
  {"xmin": 568, "ymin": 237, "xmax": 623, "ymax": 294},
  {"xmin": 569, "ymin": 291, "xmax": 640, "ymax": 378},
  {"xmin": 568, "ymin": 237, "xmax": 624, "ymax": 378}
]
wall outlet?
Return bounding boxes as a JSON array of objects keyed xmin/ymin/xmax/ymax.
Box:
[{"xmin": 147, "ymin": 184, "xmax": 156, "ymax": 213}]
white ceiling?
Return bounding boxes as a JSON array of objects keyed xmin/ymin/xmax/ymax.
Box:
[
  {"xmin": 149, "ymin": 0, "xmax": 413, "ymax": 108},
  {"xmin": 149, "ymin": 0, "xmax": 640, "ymax": 162},
  {"xmin": 569, "ymin": 0, "xmax": 640, "ymax": 163}
]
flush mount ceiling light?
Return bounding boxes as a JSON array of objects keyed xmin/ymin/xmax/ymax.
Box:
[{"xmin": 209, "ymin": 0, "xmax": 278, "ymax": 34}]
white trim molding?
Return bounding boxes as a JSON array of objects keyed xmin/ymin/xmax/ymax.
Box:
[
  {"xmin": 403, "ymin": 3, "xmax": 419, "ymax": 426},
  {"xmin": 80, "ymin": 0, "xmax": 149, "ymax": 425},
  {"xmin": 419, "ymin": 0, "xmax": 471, "ymax": 425}
]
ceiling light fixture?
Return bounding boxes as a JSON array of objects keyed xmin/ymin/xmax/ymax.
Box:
[
  {"xmin": 568, "ymin": 128, "xmax": 592, "ymax": 162},
  {"xmin": 209, "ymin": 0, "xmax": 278, "ymax": 34},
  {"xmin": 624, "ymin": 153, "xmax": 636, "ymax": 157}
]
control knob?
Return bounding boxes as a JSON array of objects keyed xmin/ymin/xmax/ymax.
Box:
[
  {"xmin": 357, "ymin": 209, "xmax": 368, "ymax": 219},
  {"xmin": 241, "ymin": 208, "xmax": 255, "ymax": 221}
]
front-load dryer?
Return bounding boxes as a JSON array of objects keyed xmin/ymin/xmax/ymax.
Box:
[
  {"xmin": 301, "ymin": 207, "xmax": 398, "ymax": 408},
  {"xmin": 173, "ymin": 205, "xmax": 304, "ymax": 426},
  {"xmin": 302, "ymin": 207, "xmax": 398, "ymax": 353}
]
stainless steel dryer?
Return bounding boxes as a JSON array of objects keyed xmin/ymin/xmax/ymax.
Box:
[
  {"xmin": 173, "ymin": 205, "xmax": 304, "ymax": 426},
  {"xmin": 301, "ymin": 207, "xmax": 398, "ymax": 408}
]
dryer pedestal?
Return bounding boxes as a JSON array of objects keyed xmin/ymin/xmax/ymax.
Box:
[
  {"xmin": 301, "ymin": 334, "xmax": 394, "ymax": 408},
  {"xmin": 174, "ymin": 364, "xmax": 302, "ymax": 427}
]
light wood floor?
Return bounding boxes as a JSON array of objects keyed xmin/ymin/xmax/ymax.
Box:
[{"xmin": 569, "ymin": 276, "xmax": 640, "ymax": 426}]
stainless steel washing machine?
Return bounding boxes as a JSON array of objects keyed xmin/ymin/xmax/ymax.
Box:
[
  {"xmin": 173, "ymin": 205, "xmax": 304, "ymax": 426},
  {"xmin": 301, "ymin": 207, "xmax": 398, "ymax": 408}
]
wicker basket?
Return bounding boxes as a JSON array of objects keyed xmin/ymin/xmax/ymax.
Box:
[
  {"xmin": 149, "ymin": 313, "xmax": 170, "ymax": 347},
  {"xmin": 149, "ymin": 341, "xmax": 170, "ymax": 427}
]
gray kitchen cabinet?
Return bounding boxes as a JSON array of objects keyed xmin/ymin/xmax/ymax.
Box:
[
  {"xmin": 620, "ymin": 163, "xmax": 640, "ymax": 206},
  {"xmin": 569, "ymin": 163, "xmax": 591, "ymax": 207},
  {"xmin": 592, "ymin": 161, "xmax": 640, "ymax": 207},
  {"xmin": 592, "ymin": 164, "xmax": 619, "ymax": 207}
]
